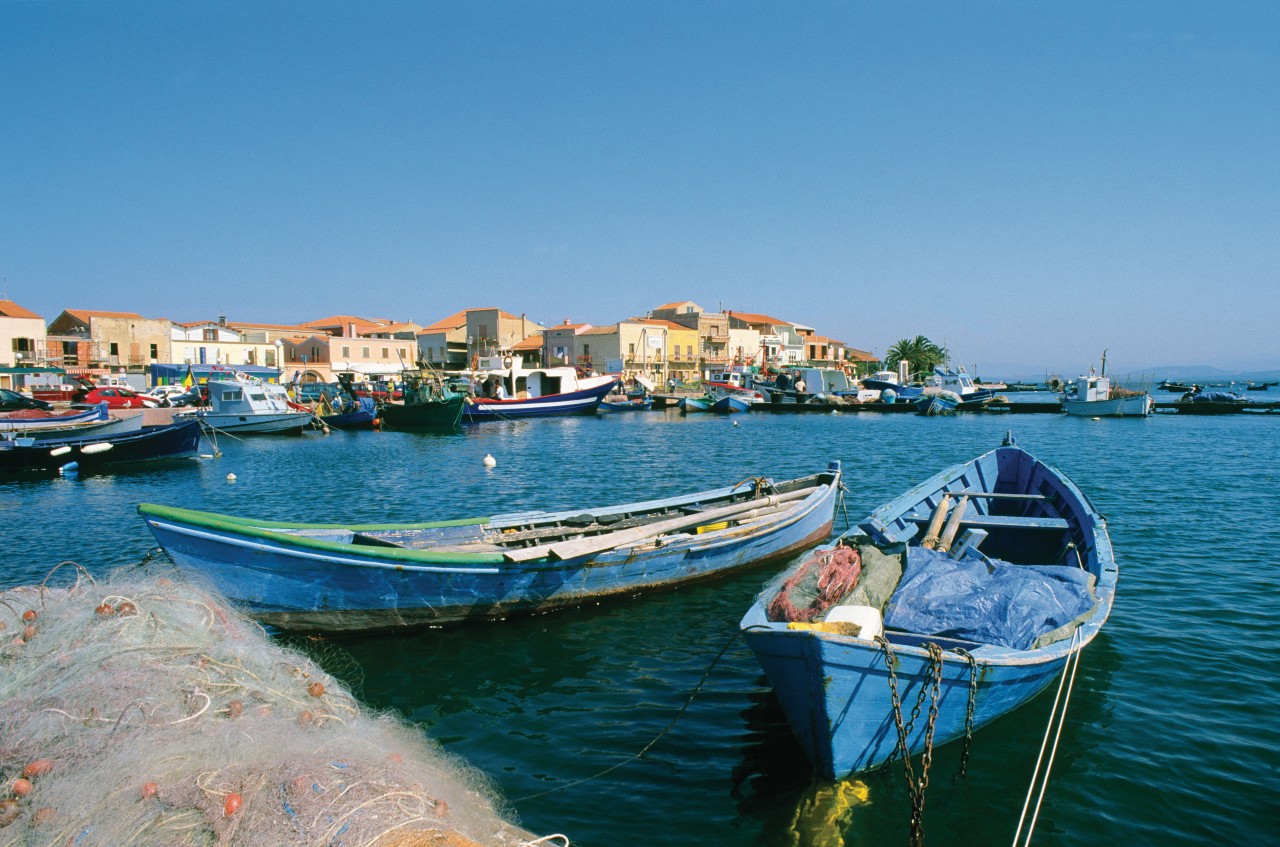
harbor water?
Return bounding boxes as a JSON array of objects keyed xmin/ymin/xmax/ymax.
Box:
[{"xmin": 3, "ymin": 407, "xmax": 1277, "ymax": 846}]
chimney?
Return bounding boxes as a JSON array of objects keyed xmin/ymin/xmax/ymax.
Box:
[
  {"xmin": 563, "ymin": 318, "xmax": 571, "ymax": 325},
  {"xmin": 218, "ymin": 315, "xmax": 227, "ymax": 326},
  {"xmin": 348, "ymin": 322, "xmax": 357, "ymax": 337}
]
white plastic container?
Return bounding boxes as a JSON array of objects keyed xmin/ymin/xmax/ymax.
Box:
[{"xmin": 823, "ymin": 605, "xmax": 883, "ymax": 640}]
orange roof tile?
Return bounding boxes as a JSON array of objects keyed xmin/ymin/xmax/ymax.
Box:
[
  {"xmin": 65, "ymin": 309, "xmax": 145, "ymax": 321},
  {"xmin": 727, "ymin": 311, "xmax": 790, "ymax": 327},
  {"xmin": 512, "ymin": 335, "xmax": 545, "ymax": 350},
  {"xmin": 422, "ymin": 310, "xmax": 470, "ymax": 332}
]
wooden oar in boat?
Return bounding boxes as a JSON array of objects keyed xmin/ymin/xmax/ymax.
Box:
[{"xmin": 504, "ymin": 486, "xmax": 822, "ymax": 563}]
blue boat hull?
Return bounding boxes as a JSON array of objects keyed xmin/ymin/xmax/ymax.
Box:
[
  {"xmin": 320, "ymin": 397, "xmax": 377, "ymax": 429},
  {"xmin": 679, "ymin": 396, "xmax": 713, "ymax": 413},
  {"xmin": 712, "ymin": 395, "xmax": 751, "ymax": 414},
  {"xmin": 139, "ymin": 464, "xmax": 842, "ymax": 631},
  {"xmin": 741, "ymin": 443, "xmax": 1115, "ymax": 779},
  {"xmin": 915, "ymin": 395, "xmax": 959, "ymax": 415},
  {"xmin": 861, "ymin": 379, "xmax": 922, "ymax": 400},
  {"xmin": 0, "ymin": 420, "xmax": 203, "ymax": 474},
  {"xmin": 599, "ymin": 398, "xmax": 653, "ymax": 412},
  {"xmin": 462, "ymin": 379, "xmax": 617, "ymax": 422}
]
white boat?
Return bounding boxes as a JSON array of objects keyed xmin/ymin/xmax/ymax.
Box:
[
  {"xmin": 459, "ymin": 355, "xmax": 618, "ymax": 421},
  {"xmin": 1061, "ymin": 374, "xmax": 1152, "ymax": 417},
  {"xmin": 926, "ymin": 366, "xmax": 997, "ymax": 401},
  {"xmin": 182, "ymin": 375, "xmax": 311, "ymax": 434},
  {"xmin": 1, "ymin": 412, "xmax": 146, "ymax": 442}
]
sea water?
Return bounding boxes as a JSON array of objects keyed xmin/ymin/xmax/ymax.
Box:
[{"xmin": 3, "ymin": 408, "xmax": 1277, "ymax": 846}]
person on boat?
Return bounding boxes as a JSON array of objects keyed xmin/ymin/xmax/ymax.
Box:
[
  {"xmin": 494, "ymin": 381, "xmax": 507, "ymax": 400},
  {"xmin": 794, "ymin": 377, "xmax": 807, "ymax": 395}
]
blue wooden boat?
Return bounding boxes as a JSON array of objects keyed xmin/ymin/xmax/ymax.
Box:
[
  {"xmin": 679, "ymin": 393, "xmax": 715, "ymax": 413},
  {"xmin": 318, "ymin": 396, "xmax": 377, "ymax": 429},
  {"xmin": 138, "ymin": 462, "xmax": 843, "ymax": 632},
  {"xmin": 711, "ymin": 394, "xmax": 752, "ymax": 414},
  {"xmin": 741, "ymin": 437, "xmax": 1114, "ymax": 780},
  {"xmin": 914, "ymin": 391, "xmax": 960, "ymax": 416},
  {"xmin": 0, "ymin": 403, "xmax": 108, "ymax": 433},
  {"xmin": 0, "ymin": 419, "xmax": 203, "ymax": 474},
  {"xmin": 599, "ymin": 397, "xmax": 653, "ymax": 412},
  {"xmin": 462, "ymin": 379, "xmax": 617, "ymax": 422}
]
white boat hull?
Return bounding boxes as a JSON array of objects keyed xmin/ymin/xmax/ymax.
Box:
[
  {"xmin": 189, "ymin": 411, "xmax": 310, "ymax": 433},
  {"xmin": 1062, "ymin": 394, "xmax": 1152, "ymax": 417}
]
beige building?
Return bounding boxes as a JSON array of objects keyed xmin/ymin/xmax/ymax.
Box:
[
  {"xmin": 650, "ymin": 301, "xmax": 762, "ymax": 372},
  {"xmin": 577, "ymin": 318, "xmax": 700, "ymax": 384},
  {"xmin": 0, "ymin": 300, "xmax": 50, "ymax": 390},
  {"xmin": 169, "ymin": 319, "xmax": 286, "ymax": 373},
  {"xmin": 417, "ymin": 307, "xmax": 545, "ymax": 370},
  {"xmin": 46, "ymin": 309, "xmax": 171, "ymax": 374}
]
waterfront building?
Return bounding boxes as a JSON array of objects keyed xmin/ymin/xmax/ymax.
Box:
[
  {"xmin": 648, "ymin": 301, "xmax": 763, "ymax": 374},
  {"xmin": 542, "ymin": 320, "xmax": 593, "ymax": 367},
  {"xmin": 576, "ymin": 318, "xmax": 698, "ymax": 385},
  {"xmin": 417, "ymin": 307, "xmax": 546, "ymax": 370},
  {"xmin": 46, "ymin": 309, "xmax": 171, "ymax": 381},
  {"xmin": 0, "ymin": 300, "xmax": 53, "ymax": 391}
]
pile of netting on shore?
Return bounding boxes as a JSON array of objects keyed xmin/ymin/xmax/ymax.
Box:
[{"xmin": 0, "ymin": 564, "xmax": 566, "ymax": 847}]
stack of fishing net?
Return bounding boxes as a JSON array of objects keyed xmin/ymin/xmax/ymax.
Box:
[{"xmin": 0, "ymin": 565, "xmax": 561, "ymax": 847}]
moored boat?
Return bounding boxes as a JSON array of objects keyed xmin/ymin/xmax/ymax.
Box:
[
  {"xmin": 377, "ymin": 370, "xmax": 466, "ymax": 432},
  {"xmin": 741, "ymin": 436, "xmax": 1114, "ymax": 781},
  {"xmin": 1174, "ymin": 389, "xmax": 1248, "ymax": 414},
  {"xmin": 459, "ymin": 355, "xmax": 618, "ymax": 422},
  {"xmin": 0, "ymin": 419, "xmax": 203, "ymax": 474},
  {"xmin": 914, "ymin": 390, "xmax": 961, "ymax": 416},
  {"xmin": 1061, "ymin": 373, "xmax": 1152, "ymax": 417},
  {"xmin": 138, "ymin": 462, "xmax": 843, "ymax": 632},
  {"xmin": 599, "ymin": 397, "xmax": 654, "ymax": 412},
  {"xmin": 711, "ymin": 392, "xmax": 756, "ymax": 414},
  {"xmin": 183, "ymin": 375, "xmax": 311, "ymax": 434},
  {"xmin": 679, "ymin": 393, "xmax": 716, "ymax": 413},
  {"xmin": 0, "ymin": 404, "xmax": 109, "ymax": 432}
]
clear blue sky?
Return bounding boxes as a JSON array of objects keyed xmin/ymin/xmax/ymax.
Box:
[{"xmin": 3, "ymin": 1, "xmax": 1277, "ymax": 376}]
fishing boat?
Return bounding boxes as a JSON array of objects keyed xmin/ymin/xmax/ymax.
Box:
[
  {"xmin": 679, "ymin": 393, "xmax": 716, "ymax": 413},
  {"xmin": 914, "ymin": 390, "xmax": 961, "ymax": 416},
  {"xmin": 927, "ymin": 366, "xmax": 998, "ymax": 401},
  {"xmin": 741, "ymin": 436, "xmax": 1114, "ymax": 780},
  {"xmin": 182, "ymin": 374, "xmax": 311, "ymax": 434},
  {"xmin": 0, "ymin": 419, "xmax": 203, "ymax": 474},
  {"xmin": 312, "ymin": 376, "xmax": 378, "ymax": 430},
  {"xmin": 376, "ymin": 371, "xmax": 466, "ymax": 432},
  {"xmin": 860, "ymin": 371, "xmax": 922, "ymax": 403},
  {"xmin": 0, "ymin": 404, "xmax": 109, "ymax": 432},
  {"xmin": 1157, "ymin": 380, "xmax": 1191, "ymax": 392},
  {"xmin": 1061, "ymin": 373, "xmax": 1152, "ymax": 417},
  {"xmin": 711, "ymin": 394, "xmax": 752, "ymax": 414},
  {"xmin": 137, "ymin": 462, "xmax": 843, "ymax": 632},
  {"xmin": 459, "ymin": 355, "xmax": 617, "ymax": 422}
]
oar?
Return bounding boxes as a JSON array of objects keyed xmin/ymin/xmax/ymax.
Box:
[{"xmin": 505, "ymin": 486, "xmax": 820, "ymax": 563}]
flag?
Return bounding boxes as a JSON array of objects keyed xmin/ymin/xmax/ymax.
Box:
[{"xmin": 183, "ymin": 364, "xmax": 194, "ymax": 390}]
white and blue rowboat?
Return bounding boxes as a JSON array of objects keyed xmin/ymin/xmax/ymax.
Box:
[
  {"xmin": 139, "ymin": 462, "xmax": 843, "ymax": 632},
  {"xmin": 679, "ymin": 394, "xmax": 715, "ymax": 413},
  {"xmin": 741, "ymin": 437, "xmax": 1114, "ymax": 780},
  {"xmin": 0, "ymin": 403, "xmax": 109, "ymax": 432}
]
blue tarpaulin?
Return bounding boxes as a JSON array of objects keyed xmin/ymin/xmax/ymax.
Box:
[
  {"xmin": 149, "ymin": 364, "xmax": 282, "ymax": 386},
  {"xmin": 884, "ymin": 547, "xmax": 1096, "ymax": 650}
]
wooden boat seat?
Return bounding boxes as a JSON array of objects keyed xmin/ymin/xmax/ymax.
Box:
[{"xmin": 907, "ymin": 513, "xmax": 1070, "ymax": 531}]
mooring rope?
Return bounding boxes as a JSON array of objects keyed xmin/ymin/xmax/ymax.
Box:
[{"xmin": 1011, "ymin": 628, "xmax": 1083, "ymax": 847}]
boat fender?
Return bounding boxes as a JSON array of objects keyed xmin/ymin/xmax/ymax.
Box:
[
  {"xmin": 502, "ymin": 357, "xmax": 513, "ymax": 369},
  {"xmin": 80, "ymin": 442, "xmax": 114, "ymax": 454},
  {"xmin": 49, "ymin": 446, "xmax": 73, "ymax": 457}
]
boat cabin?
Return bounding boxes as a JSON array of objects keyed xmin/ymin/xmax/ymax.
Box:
[
  {"xmin": 469, "ymin": 355, "xmax": 612, "ymax": 400},
  {"xmin": 1074, "ymin": 375, "xmax": 1110, "ymax": 403},
  {"xmin": 205, "ymin": 377, "xmax": 294, "ymax": 414}
]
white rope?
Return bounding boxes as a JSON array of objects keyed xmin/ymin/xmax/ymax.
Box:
[{"xmin": 1011, "ymin": 628, "xmax": 1083, "ymax": 847}]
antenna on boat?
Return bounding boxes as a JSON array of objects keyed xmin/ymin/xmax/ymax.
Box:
[
  {"xmin": 1003, "ymin": 430, "xmax": 1016, "ymax": 446},
  {"xmin": 1100, "ymin": 349, "xmax": 1108, "ymax": 377}
]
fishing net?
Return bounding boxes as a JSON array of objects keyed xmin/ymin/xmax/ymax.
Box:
[{"xmin": 0, "ymin": 564, "xmax": 561, "ymax": 847}]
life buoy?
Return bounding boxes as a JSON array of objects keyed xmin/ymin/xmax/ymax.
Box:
[{"xmin": 502, "ymin": 357, "xmax": 513, "ymax": 369}]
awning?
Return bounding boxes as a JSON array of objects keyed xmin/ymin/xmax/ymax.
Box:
[
  {"xmin": 0, "ymin": 366, "xmax": 66, "ymax": 374},
  {"xmin": 64, "ymin": 367, "xmax": 110, "ymax": 376}
]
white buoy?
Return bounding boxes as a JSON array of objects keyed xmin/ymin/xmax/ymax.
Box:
[
  {"xmin": 482, "ymin": 454, "xmax": 497, "ymax": 468},
  {"xmin": 732, "ymin": 420, "xmax": 739, "ymax": 427},
  {"xmin": 1091, "ymin": 417, "xmax": 1101, "ymax": 421},
  {"xmin": 226, "ymin": 472, "xmax": 237, "ymax": 482}
]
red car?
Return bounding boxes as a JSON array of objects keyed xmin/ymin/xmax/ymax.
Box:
[{"xmin": 72, "ymin": 385, "xmax": 159, "ymax": 409}]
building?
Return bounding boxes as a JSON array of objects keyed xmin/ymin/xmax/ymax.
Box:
[
  {"xmin": 542, "ymin": 320, "xmax": 593, "ymax": 367},
  {"xmin": 577, "ymin": 319, "xmax": 699, "ymax": 384},
  {"xmin": 46, "ymin": 309, "xmax": 171, "ymax": 375},
  {"xmin": 649, "ymin": 301, "xmax": 762, "ymax": 373},
  {"xmin": 725, "ymin": 311, "xmax": 806, "ymax": 365},
  {"xmin": 0, "ymin": 300, "xmax": 53, "ymax": 391},
  {"xmin": 417, "ymin": 307, "xmax": 546, "ymax": 370}
]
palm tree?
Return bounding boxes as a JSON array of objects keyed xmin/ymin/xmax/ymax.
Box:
[{"xmin": 884, "ymin": 335, "xmax": 947, "ymax": 380}]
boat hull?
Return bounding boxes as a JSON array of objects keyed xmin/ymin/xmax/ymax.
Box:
[
  {"xmin": 915, "ymin": 395, "xmax": 959, "ymax": 416},
  {"xmin": 139, "ymin": 465, "xmax": 842, "ymax": 632},
  {"xmin": 1062, "ymin": 394, "xmax": 1152, "ymax": 417},
  {"xmin": 679, "ymin": 395, "xmax": 714, "ymax": 413},
  {"xmin": 599, "ymin": 398, "xmax": 653, "ymax": 412},
  {"xmin": 0, "ymin": 420, "xmax": 203, "ymax": 474},
  {"xmin": 377, "ymin": 395, "xmax": 466, "ymax": 431},
  {"xmin": 741, "ymin": 444, "xmax": 1115, "ymax": 779},
  {"xmin": 0, "ymin": 404, "xmax": 108, "ymax": 432},
  {"xmin": 189, "ymin": 411, "xmax": 310, "ymax": 434},
  {"xmin": 462, "ymin": 380, "xmax": 616, "ymax": 422},
  {"xmin": 712, "ymin": 395, "xmax": 751, "ymax": 414}
]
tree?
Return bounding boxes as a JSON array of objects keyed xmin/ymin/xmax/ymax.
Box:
[{"xmin": 884, "ymin": 335, "xmax": 947, "ymax": 379}]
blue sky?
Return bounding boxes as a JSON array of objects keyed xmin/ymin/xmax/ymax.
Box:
[{"xmin": 3, "ymin": 1, "xmax": 1277, "ymax": 376}]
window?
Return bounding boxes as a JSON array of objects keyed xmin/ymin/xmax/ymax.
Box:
[
  {"xmin": 311, "ymin": 346, "xmax": 321, "ymax": 361},
  {"xmin": 109, "ymin": 342, "xmax": 119, "ymax": 356},
  {"xmin": 203, "ymin": 329, "xmax": 217, "ymax": 341},
  {"xmin": 149, "ymin": 343, "xmax": 158, "ymax": 359},
  {"xmin": 362, "ymin": 347, "xmax": 370, "ymax": 358},
  {"xmin": 687, "ymin": 345, "xmax": 693, "ymax": 357},
  {"xmin": 341, "ymin": 346, "xmax": 350, "ymax": 358},
  {"xmin": 382, "ymin": 347, "xmax": 389, "ymax": 359},
  {"xmin": 582, "ymin": 344, "xmax": 590, "ymax": 356},
  {"xmin": 628, "ymin": 343, "xmax": 635, "ymax": 356},
  {"xmin": 11, "ymin": 338, "xmax": 32, "ymax": 353},
  {"xmin": 265, "ymin": 349, "xmax": 276, "ymax": 367}
]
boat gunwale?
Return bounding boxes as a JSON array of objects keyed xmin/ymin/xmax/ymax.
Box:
[{"xmin": 138, "ymin": 466, "xmax": 840, "ymax": 569}]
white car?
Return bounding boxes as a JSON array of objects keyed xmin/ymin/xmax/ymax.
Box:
[{"xmin": 145, "ymin": 385, "xmax": 188, "ymax": 403}]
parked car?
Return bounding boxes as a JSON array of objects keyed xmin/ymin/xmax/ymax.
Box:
[
  {"xmin": 71, "ymin": 385, "xmax": 159, "ymax": 409},
  {"xmin": 0, "ymin": 388, "xmax": 53, "ymax": 412},
  {"xmin": 295, "ymin": 382, "xmax": 340, "ymax": 403},
  {"xmin": 145, "ymin": 385, "xmax": 188, "ymax": 405}
]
